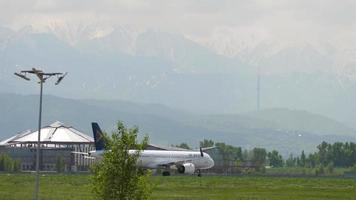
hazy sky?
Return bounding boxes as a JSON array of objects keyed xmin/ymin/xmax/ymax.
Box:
[
  {"xmin": 1, "ymin": 0, "xmax": 356, "ymax": 48},
  {"xmin": 1, "ymin": 0, "xmax": 356, "ymax": 77},
  {"xmin": 1, "ymin": 0, "xmax": 355, "ymax": 125}
]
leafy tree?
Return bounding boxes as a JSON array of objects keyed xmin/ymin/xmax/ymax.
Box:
[
  {"xmin": 300, "ymin": 150, "xmax": 306, "ymax": 167},
  {"xmin": 311, "ymin": 141, "xmax": 356, "ymax": 168},
  {"xmin": 285, "ymin": 154, "xmax": 297, "ymax": 167},
  {"xmin": 267, "ymin": 150, "xmax": 283, "ymax": 167},
  {"xmin": 0, "ymin": 153, "xmax": 16, "ymax": 172},
  {"xmin": 317, "ymin": 141, "xmax": 328, "ymax": 166},
  {"xmin": 251, "ymin": 148, "xmax": 267, "ymax": 169},
  {"xmin": 214, "ymin": 142, "xmax": 242, "ymax": 173},
  {"xmin": 216, "ymin": 143, "xmax": 242, "ymax": 161},
  {"xmin": 306, "ymin": 153, "xmax": 317, "ymax": 168},
  {"xmin": 91, "ymin": 121, "xmax": 152, "ymax": 200},
  {"xmin": 200, "ymin": 139, "xmax": 214, "ymax": 148}
]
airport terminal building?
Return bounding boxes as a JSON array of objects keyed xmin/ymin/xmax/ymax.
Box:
[
  {"xmin": 0, "ymin": 121, "xmax": 95, "ymax": 172},
  {"xmin": 0, "ymin": 121, "xmax": 241, "ymax": 174}
]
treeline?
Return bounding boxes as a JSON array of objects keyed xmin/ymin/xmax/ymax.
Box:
[
  {"xmin": 286, "ymin": 141, "xmax": 356, "ymax": 168},
  {"xmin": 176, "ymin": 140, "xmax": 271, "ymax": 171},
  {"xmin": 0, "ymin": 153, "xmax": 21, "ymax": 172},
  {"xmin": 175, "ymin": 140, "xmax": 356, "ymax": 170}
]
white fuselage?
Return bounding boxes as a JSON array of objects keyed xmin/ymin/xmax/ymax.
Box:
[{"xmin": 91, "ymin": 149, "xmax": 214, "ymax": 170}]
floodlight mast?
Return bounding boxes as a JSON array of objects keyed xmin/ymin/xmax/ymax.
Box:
[{"xmin": 14, "ymin": 68, "xmax": 66, "ymax": 200}]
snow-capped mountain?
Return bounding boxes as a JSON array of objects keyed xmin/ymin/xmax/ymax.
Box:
[
  {"xmin": 0, "ymin": 24, "xmax": 356, "ymax": 129},
  {"xmin": 12, "ymin": 22, "xmax": 356, "ymax": 80},
  {"xmin": 196, "ymin": 32, "xmax": 356, "ymax": 88},
  {"xmin": 74, "ymin": 25, "xmax": 139, "ymax": 56}
]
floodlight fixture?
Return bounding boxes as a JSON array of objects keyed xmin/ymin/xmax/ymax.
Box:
[
  {"xmin": 14, "ymin": 72, "xmax": 30, "ymax": 81},
  {"xmin": 55, "ymin": 72, "xmax": 67, "ymax": 85}
]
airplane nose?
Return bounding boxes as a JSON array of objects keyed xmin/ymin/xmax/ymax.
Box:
[{"xmin": 209, "ymin": 157, "xmax": 214, "ymax": 168}]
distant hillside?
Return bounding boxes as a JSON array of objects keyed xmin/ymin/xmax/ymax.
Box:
[
  {"xmin": 0, "ymin": 93, "xmax": 355, "ymax": 156},
  {"xmin": 245, "ymin": 108, "xmax": 356, "ymax": 136}
]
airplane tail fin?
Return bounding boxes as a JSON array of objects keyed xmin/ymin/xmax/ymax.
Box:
[{"xmin": 92, "ymin": 122, "xmax": 105, "ymax": 151}]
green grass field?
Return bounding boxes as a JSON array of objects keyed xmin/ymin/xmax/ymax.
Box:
[{"xmin": 0, "ymin": 174, "xmax": 355, "ymax": 200}]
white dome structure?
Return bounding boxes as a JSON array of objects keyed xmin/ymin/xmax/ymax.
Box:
[
  {"xmin": 1, "ymin": 121, "xmax": 93, "ymax": 146},
  {"xmin": 0, "ymin": 121, "xmax": 94, "ymax": 172}
]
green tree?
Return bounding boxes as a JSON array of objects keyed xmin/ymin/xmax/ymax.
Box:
[
  {"xmin": 0, "ymin": 153, "xmax": 14, "ymax": 172},
  {"xmin": 285, "ymin": 154, "xmax": 297, "ymax": 167},
  {"xmin": 300, "ymin": 150, "xmax": 306, "ymax": 167},
  {"xmin": 312, "ymin": 141, "xmax": 356, "ymax": 168},
  {"xmin": 200, "ymin": 139, "xmax": 214, "ymax": 148},
  {"xmin": 267, "ymin": 150, "xmax": 283, "ymax": 167},
  {"xmin": 91, "ymin": 121, "xmax": 152, "ymax": 200},
  {"xmin": 317, "ymin": 141, "xmax": 328, "ymax": 166},
  {"xmin": 306, "ymin": 153, "xmax": 317, "ymax": 168},
  {"xmin": 252, "ymin": 148, "xmax": 267, "ymax": 170}
]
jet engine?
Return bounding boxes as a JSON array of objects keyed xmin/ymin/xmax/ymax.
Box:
[{"xmin": 177, "ymin": 163, "xmax": 195, "ymax": 174}]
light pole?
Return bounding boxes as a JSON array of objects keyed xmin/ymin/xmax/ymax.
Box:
[{"xmin": 14, "ymin": 68, "xmax": 67, "ymax": 200}]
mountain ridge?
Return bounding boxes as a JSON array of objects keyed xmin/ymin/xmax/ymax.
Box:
[{"xmin": 0, "ymin": 93, "xmax": 354, "ymax": 157}]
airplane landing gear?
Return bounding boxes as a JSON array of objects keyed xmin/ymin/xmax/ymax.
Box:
[{"xmin": 197, "ymin": 169, "xmax": 202, "ymax": 177}]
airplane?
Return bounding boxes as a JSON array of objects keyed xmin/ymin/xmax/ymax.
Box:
[{"xmin": 76, "ymin": 122, "xmax": 215, "ymax": 176}]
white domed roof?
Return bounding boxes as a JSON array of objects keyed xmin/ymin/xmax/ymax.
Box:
[{"xmin": 1, "ymin": 121, "xmax": 93, "ymax": 145}]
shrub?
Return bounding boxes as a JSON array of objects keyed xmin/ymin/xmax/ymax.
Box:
[
  {"xmin": 91, "ymin": 121, "xmax": 152, "ymax": 200},
  {"xmin": 0, "ymin": 153, "xmax": 16, "ymax": 172}
]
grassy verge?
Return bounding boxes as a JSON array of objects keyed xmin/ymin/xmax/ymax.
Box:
[
  {"xmin": 265, "ymin": 167, "xmax": 350, "ymax": 176},
  {"xmin": 0, "ymin": 174, "xmax": 355, "ymax": 200}
]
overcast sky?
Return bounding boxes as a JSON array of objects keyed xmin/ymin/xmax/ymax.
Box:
[
  {"xmin": 1, "ymin": 0, "xmax": 356, "ymax": 122},
  {"xmin": 1, "ymin": 0, "xmax": 355, "ymax": 46}
]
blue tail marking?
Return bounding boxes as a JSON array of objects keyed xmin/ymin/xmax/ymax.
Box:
[{"xmin": 92, "ymin": 122, "xmax": 105, "ymax": 151}]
